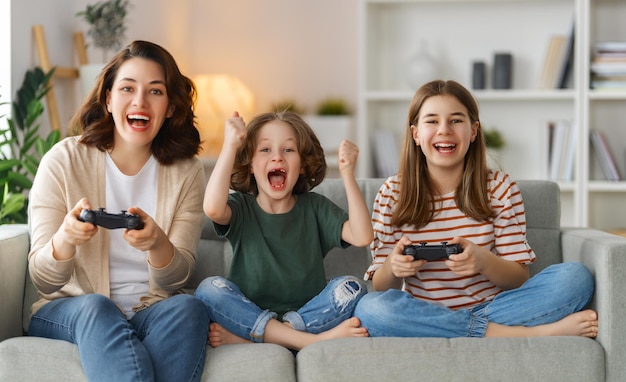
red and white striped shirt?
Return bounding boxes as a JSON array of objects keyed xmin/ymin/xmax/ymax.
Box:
[{"xmin": 364, "ymin": 171, "xmax": 536, "ymax": 310}]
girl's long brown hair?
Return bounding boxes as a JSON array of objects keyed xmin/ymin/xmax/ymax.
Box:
[{"xmin": 392, "ymin": 80, "xmax": 494, "ymax": 228}]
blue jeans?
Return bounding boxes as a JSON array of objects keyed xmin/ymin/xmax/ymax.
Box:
[
  {"xmin": 354, "ymin": 262, "xmax": 594, "ymax": 338},
  {"xmin": 28, "ymin": 293, "xmax": 209, "ymax": 382},
  {"xmin": 195, "ymin": 275, "xmax": 367, "ymax": 343}
]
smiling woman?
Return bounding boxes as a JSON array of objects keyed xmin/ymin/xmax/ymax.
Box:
[{"xmin": 26, "ymin": 40, "xmax": 210, "ymax": 382}]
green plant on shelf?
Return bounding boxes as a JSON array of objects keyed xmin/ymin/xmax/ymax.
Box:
[{"xmin": 315, "ymin": 97, "xmax": 351, "ymax": 116}]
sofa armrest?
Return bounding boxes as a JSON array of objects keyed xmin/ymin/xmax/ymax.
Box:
[
  {"xmin": 0, "ymin": 224, "xmax": 30, "ymax": 341},
  {"xmin": 561, "ymin": 228, "xmax": 626, "ymax": 382}
]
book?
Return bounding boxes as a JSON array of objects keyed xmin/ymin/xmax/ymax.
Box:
[
  {"xmin": 539, "ymin": 35, "xmax": 569, "ymax": 89},
  {"xmin": 557, "ymin": 21, "xmax": 575, "ymax": 89},
  {"xmin": 548, "ymin": 120, "xmax": 570, "ymax": 181},
  {"xmin": 562, "ymin": 121, "xmax": 576, "ymax": 181},
  {"xmin": 594, "ymin": 41, "xmax": 626, "ymax": 54},
  {"xmin": 590, "ymin": 129, "xmax": 621, "ymax": 181}
]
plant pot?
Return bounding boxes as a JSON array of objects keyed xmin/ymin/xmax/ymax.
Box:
[
  {"xmin": 78, "ymin": 63, "xmax": 106, "ymax": 100},
  {"xmin": 304, "ymin": 115, "xmax": 352, "ymax": 154}
]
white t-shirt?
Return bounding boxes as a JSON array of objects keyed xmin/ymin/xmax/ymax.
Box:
[{"xmin": 105, "ymin": 153, "xmax": 158, "ymax": 318}]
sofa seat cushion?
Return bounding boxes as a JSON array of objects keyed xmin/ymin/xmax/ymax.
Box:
[
  {"xmin": 204, "ymin": 343, "xmax": 296, "ymax": 381},
  {"xmin": 0, "ymin": 337, "xmax": 86, "ymax": 381},
  {"xmin": 296, "ymin": 337, "xmax": 605, "ymax": 382},
  {"xmin": 0, "ymin": 337, "xmax": 296, "ymax": 382}
]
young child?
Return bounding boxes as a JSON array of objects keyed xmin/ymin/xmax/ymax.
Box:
[
  {"xmin": 354, "ymin": 79, "xmax": 598, "ymax": 339},
  {"xmin": 28, "ymin": 41, "xmax": 209, "ymax": 382},
  {"xmin": 195, "ymin": 111, "xmax": 373, "ymax": 351}
]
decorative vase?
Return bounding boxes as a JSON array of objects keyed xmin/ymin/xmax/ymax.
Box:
[
  {"xmin": 405, "ymin": 41, "xmax": 440, "ymax": 90},
  {"xmin": 303, "ymin": 115, "xmax": 352, "ymax": 154}
]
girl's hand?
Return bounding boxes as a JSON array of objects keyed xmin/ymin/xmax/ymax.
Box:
[
  {"xmin": 123, "ymin": 207, "xmax": 166, "ymax": 252},
  {"xmin": 389, "ymin": 236, "xmax": 427, "ymax": 278},
  {"xmin": 445, "ymin": 237, "xmax": 489, "ymax": 276},
  {"xmin": 223, "ymin": 111, "xmax": 247, "ymax": 150},
  {"xmin": 338, "ymin": 140, "xmax": 359, "ymax": 177}
]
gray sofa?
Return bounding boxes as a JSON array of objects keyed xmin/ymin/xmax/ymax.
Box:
[{"xmin": 1, "ymin": 178, "xmax": 626, "ymax": 381}]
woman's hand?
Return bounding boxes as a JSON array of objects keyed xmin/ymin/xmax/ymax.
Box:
[
  {"xmin": 52, "ymin": 198, "xmax": 98, "ymax": 260},
  {"xmin": 123, "ymin": 207, "xmax": 165, "ymax": 251},
  {"xmin": 124, "ymin": 207, "xmax": 173, "ymax": 268}
]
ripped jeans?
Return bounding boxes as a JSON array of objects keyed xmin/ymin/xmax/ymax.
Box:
[{"xmin": 195, "ymin": 275, "xmax": 367, "ymax": 343}]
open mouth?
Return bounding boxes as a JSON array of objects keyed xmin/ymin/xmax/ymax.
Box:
[
  {"xmin": 434, "ymin": 143, "xmax": 456, "ymax": 153},
  {"xmin": 268, "ymin": 169, "xmax": 287, "ymax": 189},
  {"xmin": 127, "ymin": 113, "xmax": 150, "ymax": 128}
]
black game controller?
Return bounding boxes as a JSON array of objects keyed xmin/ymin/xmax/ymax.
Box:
[
  {"xmin": 403, "ymin": 242, "xmax": 462, "ymax": 261},
  {"xmin": 78, "ymin": 208, "xmax": 144, "ymax": 230}
]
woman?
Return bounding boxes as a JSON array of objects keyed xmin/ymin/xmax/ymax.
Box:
[{"xmin": 27, "ymin": 40, "xmax": 209, "ymax": 382}]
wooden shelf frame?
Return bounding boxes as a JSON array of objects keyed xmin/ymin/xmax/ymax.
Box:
[{"xmin": 32, "ymin": 24, "xmax": 88, "ymax": 132}]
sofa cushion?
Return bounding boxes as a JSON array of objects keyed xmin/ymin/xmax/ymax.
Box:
[
  {"xmin": 204, "ymin": 344, "xmax": 296, "ymax": 381},
  {"xmin": 0, "ymin": 337, "xmax": 86, "ymax": 382},
  {"xmin": 0, "ymin": 337, "xmax": 296, "ymax": 382},
  {"xmin": 296, "ymin": 337, "xmax": 605, "ymax": 382}
]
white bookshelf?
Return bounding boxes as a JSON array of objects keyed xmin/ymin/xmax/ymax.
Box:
[{"xmin": 357, "ymin": 0, "xmax": 626, "ymax": 230}]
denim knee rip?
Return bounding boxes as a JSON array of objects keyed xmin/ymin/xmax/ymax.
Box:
[
  {"xmin": 210, "ymin": 277, "xmax": 253, "ymax": 304},
  {"xmin": 334, "ymin": 277, "xmax": 363, "ymax": 313}
]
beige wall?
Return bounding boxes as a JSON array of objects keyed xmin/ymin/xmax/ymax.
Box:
[{"xmin": 9, "ymin": 0, "xmax": 358, "ymax": 136}]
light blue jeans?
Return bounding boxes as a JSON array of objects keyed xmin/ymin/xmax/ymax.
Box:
[
  {"xmin": 195, "ymin": 275, "xmax": 367, "ymax": 343},
  {"xmin": 28, "ymin": 293, "xmax": 209, "ymax": 382},
  {"xmin": 354, "ymin": 262, "xmax": 594, "ymax": 338}
]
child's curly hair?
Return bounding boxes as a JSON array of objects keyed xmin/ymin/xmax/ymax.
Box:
[{"xmin": 230, "ymin": 111, "xmax": 327, "ymax": 195}]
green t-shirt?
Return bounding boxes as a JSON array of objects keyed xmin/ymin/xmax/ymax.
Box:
[{"xmin": 214, "ymin": 191, "xmax": 349, "ymax": 316}]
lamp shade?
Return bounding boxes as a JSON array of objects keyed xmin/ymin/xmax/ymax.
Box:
[{"xmin": 194, "ymin": 74, "xmax": 254, "ymax": 156}]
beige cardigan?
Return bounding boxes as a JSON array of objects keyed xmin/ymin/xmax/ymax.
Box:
[{"xmin": 28, "ymin": 136, "xmax": 205, "ymax": 316}]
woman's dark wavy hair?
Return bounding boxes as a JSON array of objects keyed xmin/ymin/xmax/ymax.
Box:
[
  {"xmin": 73, "ymin": 40, "xmax": 200, "ymax": 164},
  {"xmin": 393, "ymin": 79, "xmax": 494, "ymax": 228},
  {"xmin": 230, "ymin": 111, "xmax": 327, "ymax": 195}
]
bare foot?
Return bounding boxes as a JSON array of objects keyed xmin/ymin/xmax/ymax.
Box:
[
  {"xmin": 264, "ymin": 316, "xmax": 368, "ymax": 351},
  {"xmin": 533, "ymin": 309, "xmax": 598, "ymax": 338},
  {"xmin": 316, "ymin": 317, "xmax": 370, "ymax": 342},
  {"xmin": 208, "ymin": 322, "xmax": 251, "ymax": 347},
  {"xmin": 486, "ymin": 309, "xmax": 598, "ymax": 338}
]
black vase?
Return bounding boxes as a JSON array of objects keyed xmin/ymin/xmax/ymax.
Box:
[{"xmin": 493, "ymin": 53, "xmax": 513, "ymax": 89}]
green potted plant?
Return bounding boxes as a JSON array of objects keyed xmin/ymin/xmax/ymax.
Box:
[
  {"xmin": 0, "ymin": 67, "xmax": 61, "ymax": 224},
  {"xmin": 305, "ymin": 97, "xmax": 352, "ymax": 154},
  {"xmin": 76, "ymin": 0, "xmax": 130, "ymax": 98},
  {"xmin": 76, "ymin": 0, "xmax": 130, "ymax": 62}
]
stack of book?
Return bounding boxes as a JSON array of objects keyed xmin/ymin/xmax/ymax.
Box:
[{"xmin": 590, "ymin": 42, "xmax": 626, "ymax": 90}]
